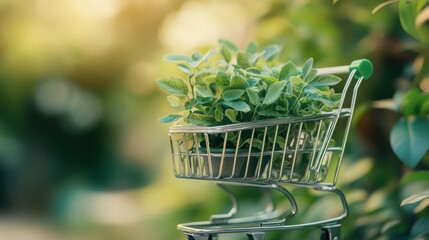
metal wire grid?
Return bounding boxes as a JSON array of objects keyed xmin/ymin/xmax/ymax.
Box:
[{"xmin": 169, "ymin": 111, "xmax": 350, "ymax": 186}]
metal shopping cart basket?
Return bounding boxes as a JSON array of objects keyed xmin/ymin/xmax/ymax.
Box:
[{"xmin": 168, "ymin": 59, "xmax": 373, "ymax": 240}]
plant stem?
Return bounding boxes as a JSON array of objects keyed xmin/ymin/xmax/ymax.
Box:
[
  {"xmin": 287, "ymin": 88, "xmax": 304, "ymax": 115},
  {"xmin": 208, "ymin": 99, "xmax": 218, "ymax": 114},
  {"xmin": 251, "ymin": 105, "xmax": 259, "ymax": 121},
  {"xmin": 187, "ymin": 73, "xmax": 195, "ymax": 99}
]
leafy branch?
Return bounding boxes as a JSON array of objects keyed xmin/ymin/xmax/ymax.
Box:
[{"xmin": 157, "ymin": 40, "xmax": 342, "ymax": 127}]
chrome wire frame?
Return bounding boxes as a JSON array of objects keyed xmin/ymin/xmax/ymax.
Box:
[
  {"xmin": 169, "ymin": 66, "xmax": 365, "ymax": 239},
  {"xmin": 169, "ymin": 112, "xmax": 348, "ymax": 187},
  {"xmin": 177, "ymin": 183, "xmax": 348, "ymax": 238}
]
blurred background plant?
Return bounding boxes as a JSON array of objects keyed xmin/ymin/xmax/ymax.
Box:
[
  {"xmin": 361, "ymin": 0, "xmax": 429, "ymax": 239},
  {"xmin": 0, "ymin": 0, "xmax": 428, "ymax": 239}
]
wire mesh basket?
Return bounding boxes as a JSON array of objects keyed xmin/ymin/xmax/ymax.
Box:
[
  {"xmin": 167, "ymin": 59, "xmax": 373, "ymax": 240},
  {"xmin": 170, "ymin": 111, "xmax": 350, "ymax": 186}
]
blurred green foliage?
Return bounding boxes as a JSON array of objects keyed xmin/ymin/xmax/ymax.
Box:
[{"xmin": 0, "ymin": 0, "xmax": 428, "ymax": 239}]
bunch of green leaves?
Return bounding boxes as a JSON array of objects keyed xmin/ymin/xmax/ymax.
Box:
[{"xmin": 156, "ymin": 39, "xmax": 342, "ymax": 127}]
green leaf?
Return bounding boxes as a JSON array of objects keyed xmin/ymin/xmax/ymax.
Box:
[
  {"xmin": 246, "ymin": 41, "xmax": 258, "ymax": 54},
  {"xmin": 156, "ymin": 76, "xmax": 189, "ymax": 95},
  {"xmin": 191, "ymin": 51, "xmax": 202, "ymax": 61},
  {"xmin": 187, "ymin": 113, "xmax": 216, "ymax": 126},
  {"xmin": 399, "ymin": 0, "xmax": 427, "ymax": 41},
  {"xmin": 263, "ymin": 80, "xmax": 287, "ymax": 105},
  {"xmin": 246, "ymin": 88, "xmax": 260, "ymax": 105},
  {"xmin": 401, "ymin": 190, "xmax": 429, "ymax": 206},
  {"xmin": 390, "ymin": 117, "xmax": 429, "ymax": 168},
  {"xmin": 245, "ymin": 72, "xmax": 278, "ymax": 82},
  {"xmin": 301, "ymin": 58, "xmax": 314, "ymax": 80},
  {"xmin": 401, "ymin": 88, "xmax": 423, "ymax": 117},
  {"xmin": 219, "ymin": 39, "xmax": 239, "ymax": 52},
  {"xmin": 195, "ymin": 84, "xmax": 214, "ymax": 98},
  {"xmin": 249, "ymin": 54, "xmax": 259, "ymax": 66},
  {"xmin": 246, "ymin": 66, "xmax": 278, "ymax": 82},
  {"xmin": 195, "ymin": 96, "xmax": 213, "ymax": 104},
  {"xmin": 203, "ymin": 48, "xmax": 218, "ymax": 62},
  {"xmin": 216, "ymin": 71, "xmax": 231, "ymax": 86},
  {"xmin": 279, "ymin": 61, "xmax": 299, "ymax": 80},
  {"xmin": 196, "ymin": 97, "xmax": 213, "ymax": 104},
  {"xmin": 290, "ymin": 100, "xmax": 301, "ymax": 115},
  {"xmin": 222, "ymin": 89, "xmax": 244, "ymax": 101},
  {"xmin": 275, "ymin": 105, "xmax": 287, "ymax": 112},
  {"xmin": 257, "ymin": 106, "xmax": 282, "ymax": 117},
  {"xmin": 191, "ymin": 50, "xmax": 214, "ymax": 68},
  {"xmin": 304, "ymin": 87, "xmax": 340, "ymax": 108},
  {"xmin": 228, "ymin": 75, "xmax": 248, "ymax": 90},
  {"xmin": 244, "ymin": 138, "xmax": 264, "ymax": 149},
  {"xmin": 304, "ymin": 69, "xmax": 317, "ymax": 82},
  {"xmin": 202, "ymin": 74, "xmax": 229, "ymax": 91},
  {"xmin": 223, "ymin": 101, "xmax": 251, "ymax": 112},
  {"xmin": 308, "ymin": 75, "xmax": 342, "ymax": 88},
  {"xmin": 246, "ymin": 78, "xmax": 258, "ymax": 87},
  {"xmin": 277, "ymin": 97, "xmax": 289, "ymax": 112},
  {"xmin": 163, "ymin": 54, "xmax": 192, "ymax": 63},
  {"xmin": 221, "ymin": 45, "xmax": 231, "ymax": 63},
  {"xmin": 290, "ymin": 76, "xmax": 307, "ymax": 86},
  {"xmin": 262, "ymin": 45, "xmax": 281, "ymax": 61},
  {"xmin": 237, "ymin": 52, "xmax": 251, "ymax": 69},
  {"xmin": 304, "ymin": 121, "xmax": 317, "ymax": 132},
  {"xmin": 184, "ymin": 98, "xmax": 197, "ymax": 109},
  {"xmin": 177, "ymin": 64, "xmax": 192, "ymax": 75},
  {"xmin": 167, "ymin": 95, "xmax": 182, "ymax": 108},
  {"xmin": 421, "ymin": 98, "xmax": 429, "ymax": 116},
  {"xmin": 225, "ymin": 109, "xmax": 238, "ymax": 122},
  {"xmin": 209, "ymin": 75, "xmax": 228, "ymax": 98},
  {"xmin": 283, "ymin": 81, "xmax": 294, "ymax": 95},
  {"xmin": 195, "ymin": 72, "xmax": 212, "ymax": 85},
  {"xmin": 246, "ymin": 67, "xmax": 260, "ymax": 74},
  {"xmin": 215, "ymin": 108, "xmax": 223, "ymax": 122},
  {"xmin": 159, "ymin": 114, "xmax": 182, "ymax": 123}
]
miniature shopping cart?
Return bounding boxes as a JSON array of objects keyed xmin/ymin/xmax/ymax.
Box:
[{"xmin": 168, "ymin": 59, "xmax": 373, "ymax": 240}]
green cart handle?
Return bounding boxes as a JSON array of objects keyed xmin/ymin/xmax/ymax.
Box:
[
  {"xmin": 316, "ymin": 59, "xmax": 373, "ymax": 80},
  {"xmin": 349, "ymin": 59, "xmax": 373, "ymax": 79}
]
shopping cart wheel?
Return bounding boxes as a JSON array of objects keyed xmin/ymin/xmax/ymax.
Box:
[
  {"xmin": 184, "ymin": 233, "xmax": 213, "ymax": 240},
  {"xmin": 320, "ymin": 224, "xmax": 341, "ymax": 240},
  {"xmin": 246, "ymin": 232, "xmax": 265, "ymax": 240}
]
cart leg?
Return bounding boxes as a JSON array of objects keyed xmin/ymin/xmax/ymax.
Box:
[
  {"xmin": 314, "ymin": 187, "xmax": 349, "ymax": 223},
  {"xmin": 209, "ymin": 183, "xmax": 238, "ymax": 224},
  {"xmin": 320, "ymin": 224, "xmax": 341, "ymax": 240},
  {"xmin": 246, "ymin": 232, "xmax": 265, "ymax": 240},
  {"xmin": 260, "ymin": 184, "xmax": 297, "ymax": 226},
  {"xmin": 184, "ymin": 233, "xmax": 213, "ymax": 240}
]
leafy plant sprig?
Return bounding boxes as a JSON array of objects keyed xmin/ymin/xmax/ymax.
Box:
[
  {"xmin": 370, "ymin": 0, "xmax": 429, "ymax": 169},
  {"xmin": 157, "ymin": 39, "xmax": 342, "ymax": 127}
]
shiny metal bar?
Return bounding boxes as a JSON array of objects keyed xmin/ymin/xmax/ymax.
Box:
[
  {"xmin": 333, "ymin": 76, "xmax": 364, "ymax": 185},
  {"xmin": 177, "ymin": 185, "xmax": 348, "ymax": 235},
  {"xmin": 267, "ymin": 125, "xmax": 279, "ymax": 180},
  {"xmin": 194, "ymin": 133, "xmax": 203, "ymax": 176},
  {"xmin": 243, "ymin": 129, "xmax": 256, "ymax": 179},
  {"xmin": 209, "ymin": 184, "xmax": 238, "ymax": 223},
  {"xmin": 316, "ymin": 65, "xmax": 349, "ymax": 75}
]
